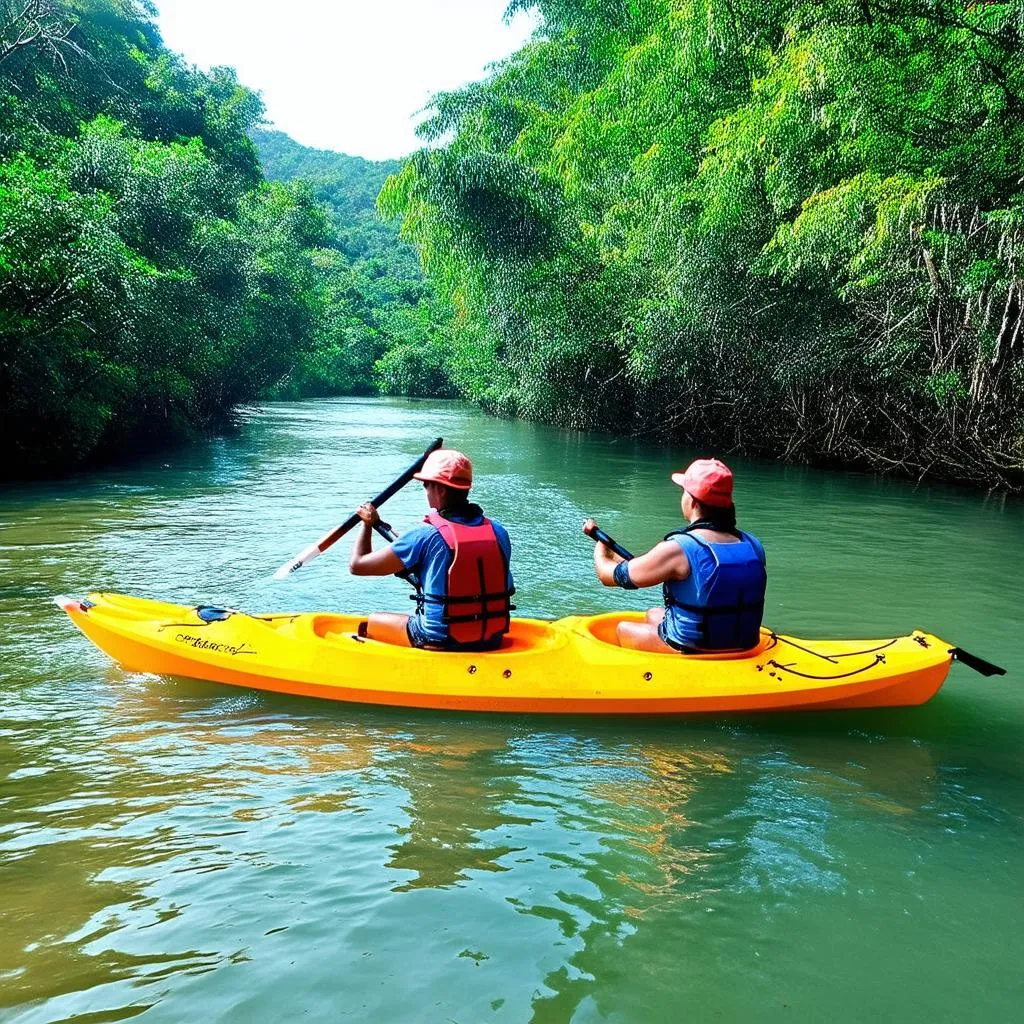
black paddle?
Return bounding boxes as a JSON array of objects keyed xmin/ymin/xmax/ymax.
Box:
[
  {"xmin": 583, "ymin": 521, "xmax": 634, "ymax": 561},
  {"xmin": 273, "ymin": 437, "xmax": 443, "ymax": 579}
]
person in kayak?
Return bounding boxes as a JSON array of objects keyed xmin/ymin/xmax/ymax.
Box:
[
  {"xmin": 584, "ymin": 458, "xmax": 766, "ymax": 653},
  {"xmin": 349, "ymin": 448, "xmax": 514, "ymax": 650}
]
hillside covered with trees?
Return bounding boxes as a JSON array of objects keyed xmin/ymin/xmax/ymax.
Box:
[
  {"xmin": 0, "ymin": 1, "xmax": 455, "ymax": 478},
  {"xmin": 382, "ymin": 0, "xmax": 1024, "ymax": 490},
  {"xmin": 253, "ymin": 129, "xmax": 454, "ymax": 400}
]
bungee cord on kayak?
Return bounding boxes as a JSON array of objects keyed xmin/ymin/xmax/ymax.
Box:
[{"xmin": 764, "ymin": 656, "xmax": 887, "ymax": 682}]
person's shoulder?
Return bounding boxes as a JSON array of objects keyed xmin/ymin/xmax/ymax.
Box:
[
  {"xmin": 659, "ymin": 532, "xmax": 683, "ymax": 564},
  {"xmin": 487, "ymin": 516, "xmax": 512, "ymax": 548},
  {"xmin": 740, "ymin": 530, "xmax": 766, "ymax": 561},
  {"xmin": 392, "ymin": 521, "xmax": 437, "ymax": 552},
  {"xmin": 397, "ymin": 521, "xmax": 437, "ymax": 541},
  {"xmin": 663, "ymin": 528, "xmax": 696, "ymax": 548}
]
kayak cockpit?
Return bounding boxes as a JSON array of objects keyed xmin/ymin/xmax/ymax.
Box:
[
  {"xmin": 309, "ymin": 614, "xmax": 567, "ymax": 655},
  {"xmin": 576, "ymin": 610, "xmax": 775, "ymax": 658}
]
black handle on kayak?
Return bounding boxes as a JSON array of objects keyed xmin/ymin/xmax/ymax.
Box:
[
  {"xmin": 374, "ymin": 521, "xmax": 420, "ymax": 590},
  {"xmin": 950, "ymin": 647, "xmax": 1006, "ymax": 677},
  {"xmin": 584, "ymin": 522, "xmax": 634, "ymax": 561}
]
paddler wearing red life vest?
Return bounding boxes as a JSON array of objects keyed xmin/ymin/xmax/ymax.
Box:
[
  {"xmin": 350, "ymin": 449, "xmax": 515, "ymax": 650},
  {"xmin": 584, "ymin": 458, "xmax": 767, "ymax": 654}
]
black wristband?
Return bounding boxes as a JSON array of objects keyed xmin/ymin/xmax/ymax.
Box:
[{"xmin": 613, "ymin": 559, "xmax": 638, "ymax": 590}]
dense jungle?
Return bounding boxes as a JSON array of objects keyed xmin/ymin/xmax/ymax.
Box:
[{"xmin": 2, "ymin": 0, "xmax": 1022, "ymax": 489}]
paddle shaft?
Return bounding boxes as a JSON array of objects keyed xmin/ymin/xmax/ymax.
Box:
[
  {"xmin": 273, "ymin": 437, "xmax": 443, "ymax": 578},
  {"xmin": 584, "ymin": 523, "xmax": 634, "ymax": 562}
]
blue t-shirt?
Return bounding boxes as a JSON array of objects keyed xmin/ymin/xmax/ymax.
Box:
[{"xmin": 391, "ymin": 509, "xmax": 513, "ymax": 643}]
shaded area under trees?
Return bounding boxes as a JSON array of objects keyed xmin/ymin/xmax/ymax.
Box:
[{"xmin": 0, "ymin": 1, "xmax": 329, "ymax": 476}]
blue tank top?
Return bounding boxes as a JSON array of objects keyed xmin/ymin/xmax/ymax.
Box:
[{"xmin": 661, "ymin": 530, "xmax": 767, "ymax": 651}]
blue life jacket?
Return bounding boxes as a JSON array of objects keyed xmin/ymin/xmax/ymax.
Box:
[{"xmin": 661, "ymin": 526, "xmax": 767, "ymax": 651}]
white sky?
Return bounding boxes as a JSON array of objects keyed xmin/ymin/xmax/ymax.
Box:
[{"xmin": 154, "ymin": 0, "xmax": 538, "ymax": 160}]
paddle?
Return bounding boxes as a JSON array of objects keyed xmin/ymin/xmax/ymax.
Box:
[
  {"xmin": 950, "ymin": 647, "xmax": 1006, "ymax": 677},
  {"xmin": 272, "ymin": 437, "xmax": 443, "ymax": 579},
  {"xmin": 583, "ymin": 521, "xmax": 635, "ymax": 561}
]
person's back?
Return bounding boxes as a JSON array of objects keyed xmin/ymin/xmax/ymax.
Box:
[
  {"xmin": 391, "ymin": 500, "xmax": 513, "ymax": 649},
  {"xmin": 585, "ymin": 458, "xmax": 766, "ymax": 654},
  {"xmin": 349, "ymin": 448, "xmax": 514, "ymax": 650},
  {"xmin": 660, "ymin": 522, "xmax": 766, "ymax": 652}
]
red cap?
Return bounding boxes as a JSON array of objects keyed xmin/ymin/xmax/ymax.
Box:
[
  {"xmin": 413, "ymin": 449, "xmax": 473, "ymax": 490},
  {"xmin": 671, "ymin": 458, "xmax": 734, "ymax": 507}
]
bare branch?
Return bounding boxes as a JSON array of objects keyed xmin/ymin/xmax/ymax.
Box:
[{"xmin": 0, "ymin": 0, "xmax": 79, "ymax": 68}]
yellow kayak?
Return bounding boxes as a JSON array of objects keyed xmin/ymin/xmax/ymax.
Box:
[{"xmin": 55, "ymin": 592, "xmax": 963, "ymax": 714}]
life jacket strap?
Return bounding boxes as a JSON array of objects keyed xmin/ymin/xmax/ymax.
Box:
[
  {"xmin": 665, "ymin": 519, "xmax": 742, "ymax": 542},
  {"xmin": 670, "ymin": 599, "xmax": 765, "ymax": 615},
  {"xmin": 419, "ymin": 590, "xmax": 515, "ymax": 605}
]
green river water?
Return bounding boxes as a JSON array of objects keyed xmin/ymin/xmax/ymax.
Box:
[{"xmin": 1, "ymin": 398, "xmax": 1022, "ymax": 1023}]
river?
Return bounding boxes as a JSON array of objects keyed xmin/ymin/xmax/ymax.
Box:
[{"xmin": 1, "ymin": 398, "xmax": 1022, "ymax": 1022}]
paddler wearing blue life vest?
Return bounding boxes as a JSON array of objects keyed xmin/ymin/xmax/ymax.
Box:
[
  {"xmin": 349, "ymin": 449, "xmax": 514, "ymax": 650},
  {"xmin": 584, "ymin": 458, "xmax": 767, "ymax": 653}
]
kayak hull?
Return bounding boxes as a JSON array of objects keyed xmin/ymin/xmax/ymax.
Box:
[{"xmin": 56, "ymin": 592, "xmax": 954, "ymax": 715}]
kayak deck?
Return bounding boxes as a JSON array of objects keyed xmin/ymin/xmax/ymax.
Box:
[{"xmin": 56, "ymin": 592, "xmax": 955, "ymax": 715}]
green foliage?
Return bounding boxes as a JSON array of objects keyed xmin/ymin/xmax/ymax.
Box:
[
  {"xmin": 0, "ymin": 0, "xmax": 325, "ymax": 475},
  {"xmin": 375, "ymin": 300, "xmax": 457, "ymax": 398},
  {"xmin": 254, "ymin": 127, "xmax": 456, "ymax": 401},
  {"xmin": 384, "ymin": 0, "xmax": 1024, "ymax": 488},
  {"xmin": 6, "ymin": 0, "xmax": 1022, "ymax": 487}
]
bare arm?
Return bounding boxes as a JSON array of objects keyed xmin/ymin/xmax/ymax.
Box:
[
  {"xmin": 349, "ymin": 503, "xmax": 406, "ymax": 577},
  {"xmin": 583, "ymin": 518, "xmax": 621, "ymax": 584},
  {"xmin": 583, "ymin": 519, "xmax": 690, "ymax": 588},
  {"xmin": 621, "ymin": 540, "xmax": 690, "ymax": 587},
  {"xmin": 592, "ymin": 540, "xmax": 624, "ymax": 586}
]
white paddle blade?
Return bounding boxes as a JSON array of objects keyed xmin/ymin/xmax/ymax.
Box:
[{"xmin": 272, "ymin": 544, "xmax": 322, "ymax": 580}]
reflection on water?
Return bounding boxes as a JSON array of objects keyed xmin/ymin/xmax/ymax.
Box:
[{"xmin": 1, "ymin": 399, "xmax": 1022, "ymax": 1022}]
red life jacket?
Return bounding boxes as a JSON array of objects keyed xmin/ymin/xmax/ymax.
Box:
[{"xmin": 422, "ymin": 512, "xmax": 513, "ymax": 645}]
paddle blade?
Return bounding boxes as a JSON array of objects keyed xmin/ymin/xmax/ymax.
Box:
[
  {"xmin": 272, "ymin": 544, "xmax": 321, "ymax": 580},
  {"xmin": 950, "ymin": 647, "xmax": 1007, "ymax": 677}
]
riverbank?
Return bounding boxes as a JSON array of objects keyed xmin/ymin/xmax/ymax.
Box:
[
  {"xmin": 6, "ymin": 393, "xmax": 1024, "ymax": 498},
  {"xmin": 380, "ymin": 1, "xmax": 1024, "ymax": 499}
]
